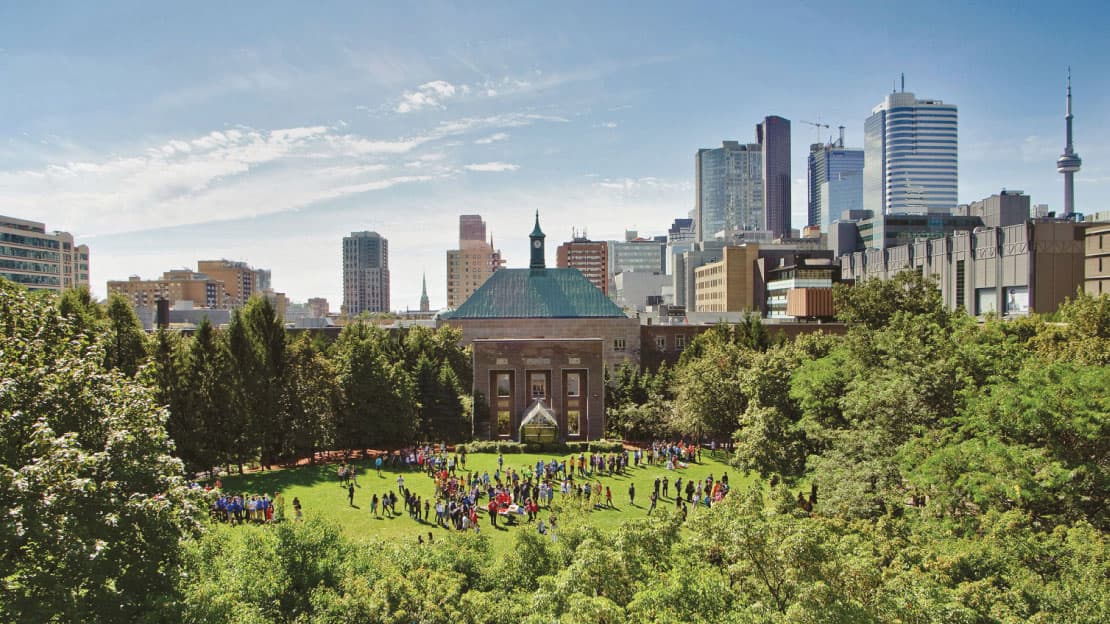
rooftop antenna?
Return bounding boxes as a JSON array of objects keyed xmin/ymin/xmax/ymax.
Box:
[
  {"xmin": 901, "ymin": 72, "xmax": 905, "ymax": 92},
  {"xmin": 838, "ymin": 125, "xmax": 845, "ymax": 148}
]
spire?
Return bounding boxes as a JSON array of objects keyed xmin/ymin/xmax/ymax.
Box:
[
  {"xmin": 530, "ymin": 210, "xmax": 544, "ymax": 238},
  {"xmin": 419, "ymin": 272, "xmax": 430, "ymax": 312},
  {"xmin": 1065, "ymin": 67, "xmax": 1074, "ymax": 152}
]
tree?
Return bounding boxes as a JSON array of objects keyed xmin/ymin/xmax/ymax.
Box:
[
  {"xmin": 833, "ymin": 270, "xmax": 948, "ymax": 329},
  {"xmin": 334, "ymin": 322, "xmax": 418, "ymax": 450},
  {"xmin": 283, "ymin": 334, "xmax": 340, "ymax": 463},
  {"xmin": 0, "ymin": 280, "xmax": 202, "ymax": 621},
  {"xmin": 102, "ymin": 293, "xmax": 148, "ymax": 377}
]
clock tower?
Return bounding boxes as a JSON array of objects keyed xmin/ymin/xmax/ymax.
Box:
[{"xmin": 529, "ymin": 211, "xmax": 546, "ymax": 270}]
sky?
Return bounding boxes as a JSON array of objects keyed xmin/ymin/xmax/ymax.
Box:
[{"xmin": 2, "ymin": 1, "xmax": 1108, "ymax": 310}]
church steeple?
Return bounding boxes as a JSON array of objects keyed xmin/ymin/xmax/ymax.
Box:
[
  {"xmin": 529, "ymin": 211, "xmax": 546, "ymax": 270},
  {"xmin": 419, "ymin": 272, "xmax": 430, "ymax": 312}
]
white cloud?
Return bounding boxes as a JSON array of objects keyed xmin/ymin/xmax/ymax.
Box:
[
  {"xmin": 396, "ymin": 80, "xmax": 460, "ymax": 113},
  {"xmin": 474, "ymin": 132, "xmax": 509, "ymax": 144},
  {"xmin": 595, "ymin": 176, "xmax": 690, "ymax": 192},
  {"xmin": 464, "ymin": 162, "xmax": 520, "ymax": 172},
  {"xmin": 595, "ymin": 121, "xmax": 618, "ymax": 129}
]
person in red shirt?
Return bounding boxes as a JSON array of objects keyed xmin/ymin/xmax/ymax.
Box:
[{"xmin": 487, "ymin": 499, "xmax": 498, "ymax": 527}]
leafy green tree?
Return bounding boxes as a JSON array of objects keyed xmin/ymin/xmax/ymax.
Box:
[
  {"xmin": 0, "ymin": 280, "xmax": 201, "ymax": 622},
  {"xmin": 284, "ymin": 334, "xmax": 340, "ymax": 463},
  {"xmin": 833, "ymin": 270, "xmax": 947, "ymax": 329},
  {"xmin": 334, "ymin": 322, "xmax": 418, "ymax": 449},
  {"xmin": 102, "ymin": 293, "xmax": 148, "ymax": 376}
]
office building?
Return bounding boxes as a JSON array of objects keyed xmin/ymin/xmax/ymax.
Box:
[
  {"xmin": 695, "ymin": 141, "xmax": 763, "ymax": 241},
  {"xmin": 757, "ymin": 116, "xmax": 792, "ymax": 238},
  {"xmin": 808, "ymin": 137, "xmax": 864, "ymax": 231},
  {"xmin": 556, "ymin": 233, "xmax": 609, "ymax": 295},
  {"xmin": 446, "ymin": 215, "xmax": 504, "ymax": 308},
  {"xmin": 864, "ymin": 85, "xmax": 958, "ymax": 215},
  {"xmin": 840, "ymin": 220, "xmax": 1086, "ymax": 316},
  {"xmin": 608, "ymin": 231, "xmax": 667, "ymax": 280},
  {"xmin": 666, "ymin": 218, "xmax": 698, "ymax": 277},
  {"xmin": 0, "ymin": 215, "xmax": 90, "ymax": 292},
  {"xmin": 196, "ymin": 259, "xmax": 270, "ymax": 308},
  {"xmin": 342, "ymin": 231, "xmax": 390, "ymax": 316},
  {"xmin": 955, "ymin": 190, "xmax": 1030, "ymax": 227}
]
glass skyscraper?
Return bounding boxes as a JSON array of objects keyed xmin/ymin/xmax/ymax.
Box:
[
  {"xmin": 808, "ymin": 142, "xmax": 864, "ymax": 231},
  {"xmin": 864, "ymin": 91, "xmax": 958, "ymax": 215},
  {"xmin": 694, "ymin": 141, "xmax": 763, "ymax": 242},
  {"xmin": 757, "ymin": 116, "xmax": 792, "ymax": 239}
]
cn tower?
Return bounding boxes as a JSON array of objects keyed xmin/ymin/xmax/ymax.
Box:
[{"xmin": 1056, "ymin": 68, "xmax": 1082, "ymax": 216}]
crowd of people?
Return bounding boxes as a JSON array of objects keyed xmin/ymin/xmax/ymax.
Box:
[{"xmin": 204, "ymin": 441, "xmax": 729, "ymax": 539}]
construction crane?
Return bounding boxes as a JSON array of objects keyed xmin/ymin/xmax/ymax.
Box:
[
  {"xmin": 799, "ymin": 120, "xmax": 830, "ymax": 144},
  {"xmin": 799, "ymin": 120, "xmax": 847, "ymax": 147}
]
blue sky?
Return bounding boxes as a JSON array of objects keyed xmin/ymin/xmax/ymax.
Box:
[{"xmin": 2, "ymin": 1, "xmax": 1107, "ymax": 309}]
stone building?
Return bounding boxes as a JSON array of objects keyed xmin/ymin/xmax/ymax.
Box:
[{"xmin": 439, "ymin": 213, "xmax": 638, "ymax": 441}]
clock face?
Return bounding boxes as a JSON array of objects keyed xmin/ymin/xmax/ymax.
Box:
[{"xmin": 533, "ymin": 239, "xmax": 542, "ymax": 248}]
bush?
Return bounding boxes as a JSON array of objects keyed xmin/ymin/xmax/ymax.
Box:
[{"xmin": 457, "ymin": 440, "xmax": 626, "ymax": 454}]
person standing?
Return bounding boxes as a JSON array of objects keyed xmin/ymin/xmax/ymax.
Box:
[
  {"xmin": 605, "ymin": 486, "xmax": 613, "ymax": 508},
  {"xmin": 628, "ymin": 482, "xmax": 636, "ymax": 506},
  {"xmin": 348, "ymin": 483, "xmax": 355, "ymax": 507},
  {"xmin": 662, "ymin": 476, "xmax": 669, "ymax": 499},
  {"xmin": 293, "ymin": 497, "xmax": 303, "ymax": 522},
  {"xmin": 648, "ymin": 491, "xmax": 658, "ymax": 515}
]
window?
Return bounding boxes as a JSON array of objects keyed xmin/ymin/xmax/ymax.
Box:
[
  {"xmin": 675, "ymin": 335, "xmax": 686, "ymax": 351},
  {"xmin": 614, "ymin": 338, "xmax": 626, "ymax": 351},
  {"xmin": 530, "ymin": 373, "xmax": 547, "ymax": 399},
  {"xmin": 495, "ymin": 373, "xmax": 511, "ymax": 397},
  {"xmin": 566, "ymin": 373, "xmax": 580, "ymax": 397},
  {"xmin": 497, "ymin": 410, "xmax": 512, "ymax": 436},
  {"xmin": 655, "ymin": 336, "xmax": 666, "ymax": 351},
  {"xmin": 566, "ymin": 409, "xmax": 581, "ymax": 436}
]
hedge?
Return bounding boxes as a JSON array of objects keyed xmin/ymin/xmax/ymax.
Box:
[{"xmin": 456, "ymin": 440, "xmax": 626, "ymax": 455}]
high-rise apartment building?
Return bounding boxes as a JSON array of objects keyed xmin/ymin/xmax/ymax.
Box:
[
  {"xmin": 108, "ymin": 270, "xmax": 228, "ymax": 310},
  {"xmin": 0, "ymin": 215, "xmax": 90, "ymax": 292},
  {"xmin": 556, "ymin": 234, "xmax": 609, "ymax": 295},
  {"xmin": 757, "ymin": 116, "xmax": 792, "ymax": 238},
  {"xmin": 446, "ymin": 215, "xmax": 504, "ymax": 308},
  {"xmin": 343, "ymin": 231, "xmax": 390, "ymax": 316},
  {"xmin": 196, "ymin": 259, "xmax": 269, "ymax": 308},
  {"xmin": 864, "ymin": 88, "xmax": 958, "ymax": 215},
  {"xmin": 808, "ymin": 140, "xmax": 864, "ymax": 231},
  {"xmin": 695, "ymin": 141, "xmax": 763, "ymax": 242}
]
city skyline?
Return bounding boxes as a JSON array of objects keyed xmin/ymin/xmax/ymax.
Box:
[{"xmin": 1, "ymin": 2, "xmax": 1107, "ymax": 309}]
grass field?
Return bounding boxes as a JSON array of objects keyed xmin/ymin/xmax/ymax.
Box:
[{"xmin": 218, "ymin": 450, "xmax": 749, "ymax": 550}]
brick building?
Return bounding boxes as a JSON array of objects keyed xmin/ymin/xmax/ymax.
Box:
[{"xmin": 440, "ymin": 213, "xmax": 637, "ymax": 441}]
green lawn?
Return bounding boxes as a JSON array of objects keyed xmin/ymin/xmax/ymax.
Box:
[{"xmin": 217, "ymin": 450, "xmax": 749, "ymax": 551}]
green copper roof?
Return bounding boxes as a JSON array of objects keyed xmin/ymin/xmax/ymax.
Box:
[
  {"xmin": 530, "ymin": 211, "xmax": 545, "ymax": 238},
  {"xmin": 441, "ymin": 268, "xmax": 626, "ymax": 319}
]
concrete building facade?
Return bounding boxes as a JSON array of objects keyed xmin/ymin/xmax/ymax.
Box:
[
  {"xmin": 342, "ymin": 231, "xmax": 389, "ymax": 316},
  {"xmin": 840, "ymin": 220, "xmax": 1086, "ymax": 316},
  {"xmin": 1085, "ymin": 222, "xmax": 1110, "ymax": 296},
  {"xmin": 0, "ymin": 215, "xmax": 89, "ymax": 292}
]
